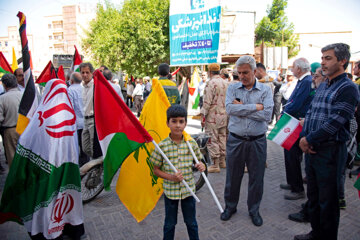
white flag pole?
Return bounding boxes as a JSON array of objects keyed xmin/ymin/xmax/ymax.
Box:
[
  {"xmin": 152, "ymin": 140, "xmax": 200, "ymax": 202},
  {"xmin": 186, "ymin": 141, "xmax": 224, "ymax": 213}
]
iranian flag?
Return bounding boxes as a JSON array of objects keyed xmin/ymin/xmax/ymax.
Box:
[
  {"xmin": 0, "ymin": 79, "xmax": 84, "ymax": 239},
  {"xmin": 267, "ymin": 113, "xmax": 302, "ymax": 150},
  {"xmin": 93, "ymin": 70, "xmax": 153, "ymax": 190},
  {"xmin": 71, "ymin": 45, "xmax": 82, "ymax": 72},
  {"xmin": 0, "ymin": 52, "xmax": 13, "ymax": 74}
]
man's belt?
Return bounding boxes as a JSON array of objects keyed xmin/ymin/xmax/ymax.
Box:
[
  {"xmin": 230, "ymin": 132, "xmax": 265, "ymax": 141},
  {"xmin": 85, "ymin": 115, "xmax": 94, "ymax": 119}
]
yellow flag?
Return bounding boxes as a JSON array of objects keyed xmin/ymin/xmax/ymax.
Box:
[
  {"xmin": 116, "ymin": 78, "xmax": 169, "ymax": 222},
  {"xmin": 11, "ymin": 47, "xmax": 18, "ymax": 71}
]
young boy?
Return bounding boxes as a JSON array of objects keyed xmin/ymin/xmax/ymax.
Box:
[{"xmin": 150, "ymin": 104, "xmax": 205, "ymax": 240}]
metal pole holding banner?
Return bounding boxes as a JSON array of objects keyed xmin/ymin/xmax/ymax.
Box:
[
  {"xmin": 185, "ymin": 141, "xmax": 224, "ymax": 213},
  {"xmin": 152, "ymin": 140, "xmax": 200, "ymax": 202}
]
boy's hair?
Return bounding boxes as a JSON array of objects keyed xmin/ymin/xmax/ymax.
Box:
[{"xmin": 166, "ymin": 104, "xmax": 187, "ymax": 122}]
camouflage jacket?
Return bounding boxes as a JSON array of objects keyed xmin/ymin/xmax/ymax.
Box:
[{"xmin": 200, "ymin": 75, "xmax": 229, "ymax": 129}]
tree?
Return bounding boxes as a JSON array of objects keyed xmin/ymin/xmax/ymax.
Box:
[
  {"xmin": 82, "ymin": 0, "xmax": 170, "ymax": 76},
  {"xmin": 255, "ymin": 0, "xmax": 299, "ymax": 58}
]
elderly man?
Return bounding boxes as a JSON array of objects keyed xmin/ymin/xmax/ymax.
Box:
[
  {"xmin": 295, "ymin": 43, "xmax": 359, "ymax": 240},
  {"xmin": 0, "ymin": 74, "xmax": 22, "ymax": 168},
  {"xmin": 198, "ymin": 72, "xmax": 207, "ymax": 109},
  {"xmin": 280, "ymin": 58, "xmax": 313, "ymax": 201},
  {"xmin": 81, "ymin": 62, "xmax": 102, "ymax": 159},
  {"xmin": 200, "ymin": 63, "xmax": 228, "ymax": 173},
  {"xmin": 220, "ymin": 56, "xmax": 273, "ymax": 226},
  {"xmin": 14, "ymin": 68, "xmax": 25, "ymax": 92},
  {"xmin": 102, "ymin": 69, "xmax": 124, "ymax": 100}
]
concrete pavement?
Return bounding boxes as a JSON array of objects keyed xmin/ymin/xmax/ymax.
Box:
[{"xmin": 1, "ymin": 118, "xmax": 360, "ymax": 239}]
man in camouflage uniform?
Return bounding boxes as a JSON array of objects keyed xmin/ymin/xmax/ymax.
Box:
[{"xmin": 200, "ymin": 63, "xmax": 229, "ymax": 173}]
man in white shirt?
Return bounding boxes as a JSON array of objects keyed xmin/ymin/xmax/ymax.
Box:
[
  {"xmin": 81, "ymin": 62, "xmax": 102, "ymax": 159},
  {"xmin": 14, "ymin": 68, "xmax": 25, "ymax": 92},
  {"xmin": 132, "ymin": 79, "xmax": 143, "ymax": 117}
]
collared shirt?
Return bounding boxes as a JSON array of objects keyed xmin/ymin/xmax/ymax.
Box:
[
  {"xmin": 17, "ymin": 84, "xmax": 25, "ymax": 93},
  {"xmin": 132, "ymin": 83, "xmax": 143, "ymax": 97},
  {"xmin": 226, "ymin": 79, "xmax": 274, "ymax": 136},
  {"xmin": 82, "ymin": 79, "xmax": 94, "ymax": 117},
  {"xmin": 283, "ymin": 73, "xmax": 313, "ymax": 119},
  {"xmin": 149, "ymin": 136, "xmax": 202, "ymax": 200},
  {"xmin": 198, "ymin": 80, "xmax": 206, "ymax": 97},
  {"xmin": 0, "ymin": 88, "xmax": 22, "ymax": 127},
  {"xmin": 302, "ymin": 73, "xmax": 359, "ymax": 145},
  {"xmin": 68, "ymin": 83, "xmax": 84, "ymax": 130}
]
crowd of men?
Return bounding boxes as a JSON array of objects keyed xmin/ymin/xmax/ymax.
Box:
[{"xmin": 0, "ymin": 42, "xmax": 359, "ymax": 239}]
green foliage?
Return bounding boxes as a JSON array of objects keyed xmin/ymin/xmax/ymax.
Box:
[
  {"xmin": 255, "ymin": 0, "xmax": 299, "ymax": 58},
  {"xmin": 82, "ymin": 0, "xmax": 170, "ymax": 76}
]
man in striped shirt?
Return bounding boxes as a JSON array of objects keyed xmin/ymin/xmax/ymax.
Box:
[{"xmin": 295, "ymin": 43, "xmax": 359, "ymax": 240}]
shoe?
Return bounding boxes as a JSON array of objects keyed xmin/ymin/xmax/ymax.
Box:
[
  {"xmin": 339, "ymin": 198, "xmax": 346, "ymax": 209},
  {"xmin": 208, "ymin": 165, "xmax": 220, "ymax": 173},
  {"xmin": 294, "ymin": 232, "xmax": 316, "ymax": 240},
  {"xmin": 284, "ymin": 191, "xmax": 305, "ymax": 200},
  {"xmin": 220, "ymin": 208, "xmax": 236, "ymax": 221},
  {"xmin": 288, "ymin": 212, "xmax": 309, "ymax": 223},
  {"xmin": 280, "ymin": 183, "xmax": 291, "ymax": 190},
  {"xmin": 249, "ymin": 212, "xmax": 263, "ymax": 226}
]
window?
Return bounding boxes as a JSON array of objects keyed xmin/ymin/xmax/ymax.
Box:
[
  {"xmin": 5, "ymin": 41, "xmax": 8, "ymax": 46},
  {"xmin": 49, "ymin": 36, "xmax": 52, "ymax": 40},
  {"xmin": 48, "ymin": 24, "xmax": 51, "ymax": 29}
]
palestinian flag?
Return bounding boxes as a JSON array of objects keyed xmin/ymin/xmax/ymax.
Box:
[
  {"xmin": 355, "ymin": 173, "xmax": 360, "ymax": 199},
  {"xmin": 0, "ymin": 52, "xmax": 13, "ymax": 74},
  {"xmin": 0, "ymin": 79, "xmax": 84, "ymax": 239},
  {"xmin": 57, "ymin": 65, "xmax": 65, "ymax": 81},
  {"xmin": 36, "ymin": 60, "xmax": 57, "ymax": 86},
  {"xmin": 267, "ymin": 113, "xmax": 302, "ymax": 150},
  {"xmin": 70, "ymin": 45, "xmax": 82, "ymax": 72},
  {"xmin": 15, "ymin": 12, "xmax": 39, "ymax": 135},
  {"xmin": 93, "ymin": 70, "xmax": 153, "ymax": 190}
]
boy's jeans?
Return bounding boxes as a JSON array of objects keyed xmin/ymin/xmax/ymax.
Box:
[{"xmin": 163, "ymin": 196, "xmax": 199, "ymax": 240}]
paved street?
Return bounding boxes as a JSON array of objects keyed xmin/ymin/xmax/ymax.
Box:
[{"xmin": 1, "ymin": 118, "xmax": 360, "ymax": 239}]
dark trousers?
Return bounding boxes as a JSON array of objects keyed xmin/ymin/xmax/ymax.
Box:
[
  {"xmin": 224, "ymin": 133, "xmax": 266, "ymax": 215},
  {"xmin": 163, "ymin": 196, "xmax": 199, "ymax": 240},
  {"xmin": 199, "ymin": 96, "xmax": 203, "ymax": 109},
  {"xmin": 77, "ymin": 129, "xmax": 89, "ymax": 167},
  {"xmin": 126, "ymin": 96, "xmax": 133, "ymax": 108},
  {"xmin": 306, "ymin": 142, "xmax": 347, "ymax": 240},
  {"xmin": 272, "ymin": 94, "xmax": 282, "ymax": 121},
  {"xmin": 284, "ymin": 139, "xmax": 304, "ymax": 193}
]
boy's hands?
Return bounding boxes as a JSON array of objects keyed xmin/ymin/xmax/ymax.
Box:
[
  {"xmin": 172, "ymin": 170, "xmax": 183, "ymax": 182},
  {"xmin": 195, "ymin": 162, "xmax": 206, "ymax": 172}
]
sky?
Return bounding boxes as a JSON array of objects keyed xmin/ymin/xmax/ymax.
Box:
[{"xmin": 1, "ymin": 0, "xmax": 359, "ymax": 51}]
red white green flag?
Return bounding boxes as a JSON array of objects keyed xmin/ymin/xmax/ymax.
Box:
[
  {"xmin": 0, "ymin": 79, "xmax": 84, "ymax": 239},
  {"xmin": 71, "ymin": 45, "xmax": 82, "ymax": 72},
  {"xmin": 36, "ymin": 60, "xmax": 58, "ymax": 86},
  {"xmin": 93, "ymin": 70, "xmax": 153, "ymax": 190},
  {"xmin": 0, "ymin": 51, "xmax": 13, "ymax": 74},
  {"xmin": 267, "ymin": 113, "xmax": 302, "ymax": 150}
]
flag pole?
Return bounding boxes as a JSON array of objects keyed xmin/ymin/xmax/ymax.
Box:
[
  {"xmin": 152, "ymin": 140, "xmax": 200, "ymax": 202},
  {"xmin": 186, "ymin": 141, "xmax": 224, "ymax": 213}
]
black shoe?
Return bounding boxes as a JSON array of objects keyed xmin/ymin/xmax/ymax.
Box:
[
  {"xmin": 284, "ymin": 191, "xmax": 305, "ymax": 200},
  {"xmin": 288, "ymin": 212, "xmax": 309, "ymax": 223},
  {"xmin": 294, "ymin": 232, "xmax": 316, "ymax": 240},
  {"xmin": 250, "ymin": 212, "xmax": 263, "ymax": 226},
  {"xmin": 220, "ymin": 208, "xmax": 236, "ymax": 221},
  {"xmin": 280, "ymin": 183, "xmax": 291, "ymax": 190}
]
